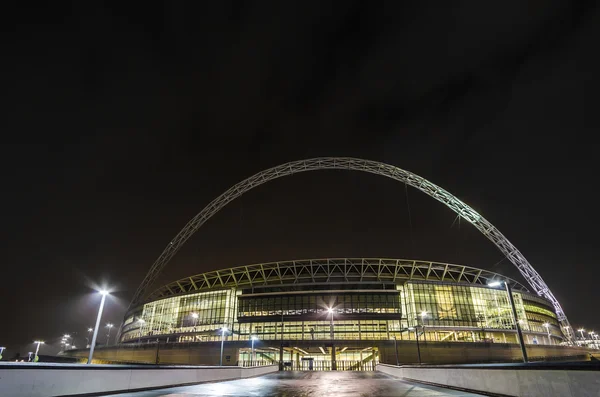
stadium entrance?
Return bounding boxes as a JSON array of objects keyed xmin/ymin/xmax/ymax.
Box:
[{"xmin": 238, "ymin": 346, "xmax": 379, "ymax": 371}]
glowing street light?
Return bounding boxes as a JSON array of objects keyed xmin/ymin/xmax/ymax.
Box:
[
  {"xmin": 87, "ymin": 289, "xmax": 109, "ymax": 364},
  {"xmin": 543, "ymin": 323, "xmax": 552, "ymax": 344},
  {"xmin": 488, "ymin": 280, "xmax": 528, "ymax": 363},
  {"xmin": 578, "ymin": 328, "xmax": 586, "ymax": 339},
  {"xmin": 220, "ymin": 326, "xmax": 228, "ymax": 366},
  {"xmin": 106, "ymin": 323, "xmax": 114, "ymax": 345},
  {"xmin": 137, "ymin": 319, "xmax": 145, "ymax": 343},
  {"xmin": 33, "ymin": 341, "xmax": 44, "ymax": 362},
  {"xmin": 419, "ymin": 311, "xmax": 428, "ymax": 341},
  {"xmin": 251, "ymin": 335, "xmax": 258, "ymax": 365},
  {"xmin": 87, "ymin": 327, "xmax": 93, "ymax": 347},
  {"xmin": 327, "ymin": 307, "xmax": 337, "ymax": 370}
]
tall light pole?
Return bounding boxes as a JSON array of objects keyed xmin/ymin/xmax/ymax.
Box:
[
  {"xmin": 393, "ymin": 336, "xmax": 399, "ymax": 366},
  {"xmin": 420, "ymin": 311, "xmax": 428, "ymax": 341},
  {"xmin": 63, "ymin": 334, "xmax": 71, "ymax": 350},
  {"xmin": 488, "ymin": 280, "xmax": 528, "ymax": 363},
  {"xmin": 579, "ymin": 328, "xmax": 586, "ymax": 340},
  {"xmin": 543, "ymin": 323, "xmax": 551, "ymax": 345},
  {"xmin": 33, "ymin": 340, "xmax": 44, "ymax": 362},
  {"xmin": 410, "ymin": 327, "xmax": 422, "ymax": 365},
  {"xmin": 86, "ymin": 328, "xmax": 93, "ymax": 348},
  {"xmin": 137, "ymin": 319, "xmax": 146, "ymax": 343},
  {"xmin": 327, "ymin": 307, "xmax": 336, "ymax": 370},
  {"xmin": 106, "ymin": 323, "xmax": 114, "ymax": 345},
  {"xmin": 251, "ymin": 335, "xmax": 258, "ymax": 365},
  {"xmin": 220, "ymin": 326, "xmax": 228, "ymax": 366},
  {"xmin": 87, "ymin": 289, "xmax": 109, "ymax": 364}
]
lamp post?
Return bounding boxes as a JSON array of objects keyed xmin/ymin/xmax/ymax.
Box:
[
  {"xmin": 220, "ymin": 326, "xmax": 228, "ymax": 366},
  {"xmin": 543, "ymin": 323, "xmax": 551, "ymax": 345},
  {"xmin": 137, "ymin": 319, "xmax": 145, "ymax": 343},
  {"xmin": 488, "ymin": 280, "xmax": 528, "ymax": 363},
  {"xmin": 33, "ymin": 340, "xmax": 44, "ymax": 362},
  {"xmin": 410, "ymin": 327, "xmax": 422, "ymax": 365},
  {"xmin": 87, "ymin": 289, "xmax": 109, "ymax": 364},
  {"xmin": 393, "ymin": 336, "xmax": 399, "ymax": 366},
  {"xmin": 27, "ymin": 352, "xmax": 33, "ymax": 362},
  {"xmin": 578, "ymin": 328, "xmax": 586, "ymax": 340},
  {"xmin": 251, "ymin": 335, "xmax": 258, "ymax": 366},
  {"xmin": 420, "ymin": 311, "xmax": 428, "ymax": 341},
  {"xmin": 86, "ymin": 328, "xmax": 93, "ymax": 348},
  {"xmin": 327, "ymin": 307, "xmax": 336, "ymax": 370},
  {"xmin": 106, "ymin": 323, "xmax": 114, "ymax": 345}
]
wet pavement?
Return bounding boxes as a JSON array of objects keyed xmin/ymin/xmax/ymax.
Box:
[{"xmin": 101, "ymin": 371, "xmax": 483, "ymax": 396}]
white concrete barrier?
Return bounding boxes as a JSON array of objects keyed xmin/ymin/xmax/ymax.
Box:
[
  {"xmin": 378, "ymin": 363, "xmax": 600, "ymax": 397},
  {"xmin": 0, "ymin": 363, "xmax": 278, "ymax": 397}
]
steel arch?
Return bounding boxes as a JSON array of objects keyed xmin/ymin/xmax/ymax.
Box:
[{"xmin": 129, "ymin": 157, "xmax": 572, "ymax": 337}]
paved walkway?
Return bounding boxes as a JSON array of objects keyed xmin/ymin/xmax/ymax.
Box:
[{"xmin": 101, "ymin": 371, "xmax": 483, "ymax": 396}]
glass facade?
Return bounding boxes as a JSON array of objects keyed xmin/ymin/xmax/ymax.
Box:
[{"xmin": 121, "ymin": 281, "xmax": 561, "ymax": 345}]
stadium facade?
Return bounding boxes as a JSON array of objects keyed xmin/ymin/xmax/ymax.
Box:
[{"xmin": 118, "ymin": 258, "xmax": 564, "ymax": 367}]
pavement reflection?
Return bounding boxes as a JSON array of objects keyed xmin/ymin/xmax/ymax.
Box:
[{"xmin": 102, "ymin": 371, "xmax": 482, "ymax": 397}]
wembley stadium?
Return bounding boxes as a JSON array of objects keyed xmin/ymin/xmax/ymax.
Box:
[
  {"xmin": 113, "ymin": 258, "xmax": 565, "ymax": 368},
  {"xmin": 65, "ymin": 158, "xmax": 591, "ymax": 367}
]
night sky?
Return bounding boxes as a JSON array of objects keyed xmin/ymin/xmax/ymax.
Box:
[{"xmin": 2, "ymin": 2, "xmax": 599, "ymax": 357}]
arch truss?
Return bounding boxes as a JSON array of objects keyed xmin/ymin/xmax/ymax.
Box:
[
  {"xmin": 129, "ymin": 157, "xmax": 572, "ymax": 338},
  {"xmin": 148, "ymin": 258, "xmax": 530, "ymax": 301}
]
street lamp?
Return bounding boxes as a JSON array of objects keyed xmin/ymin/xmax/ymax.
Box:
[
  {"xmin": 87, "ymin": 289, "xmax": 109, "ymax": 364},
  {"xmin": 543, "ymin": 323, "xmax": 552, "ymax": 345},
  {"xmin": 251, "ymin": 335, "xmax": 258, "ymax": 366},
  {"xmin": 86, "ymin": 328, "xmax": 93, "ymax": 347},
  {"xmin": 578, "ymin": 328, "xmax": 586, "ymax": 339},
  {"xmin": 220, "ymin": 326, "xmax": 228, "ymax": 366},
  {"xmin": 409, "ymin": 326, "xmax": 422, "ymax": 365},
  {"xmin": 327, "ymin": 307, "xmax": 337, "ymax": 370},
  {"xmin": 191, "ymin": 313, "xmax": 199, "ymax": 329},
  {"xmin": 420, "ymin": 311, "xmax": 428, "ymax": 341},
  {"xmin": 33, "ymin": 340, "xmax": 44, "ymax": 362},
  {"xmin": 137, "ymin": 319, "xmax": 145, "ymax": 343},
  {"xmin": 488, "ymin": 280, "xmax": 528, "ymax": 363},
  {"xmin": 106, "ymin": 323, "xmax": 114, "ymax": 345}
]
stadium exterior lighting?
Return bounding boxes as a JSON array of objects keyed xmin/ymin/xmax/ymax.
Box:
[
  {"xmin": 220, "ymin": 326, "xmax": 228, "ymax": 366},
  {"xmin": 488, "ymin": 280, "xmax": 528, "ymax": 362},
  {"xmin": 578, "ymin": 328, "xmax": 586, "ymax": 339},
  {"xmin": 87, "ymin": 289, "xmax": 109, "ymax": 364}
]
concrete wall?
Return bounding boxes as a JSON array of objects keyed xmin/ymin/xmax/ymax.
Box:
[
  {"xmin": 378, "ymin": 363, "xmax": 600, "ymax": 397},
  {"xmin": 64, "ymin": 339, "xmax": 595, "ymax": 366},
  {"xmin": 377, "ymin": 340, "xmax": 595, "ymax": 365},
  {"xmin": 0, "ymin": 363, "xmax": 278, "ymax": 397}
]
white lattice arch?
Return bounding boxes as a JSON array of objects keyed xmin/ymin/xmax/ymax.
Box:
[{"xmin": 130, "ymin": 157, "xmax": 572, "ymax": 337}]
